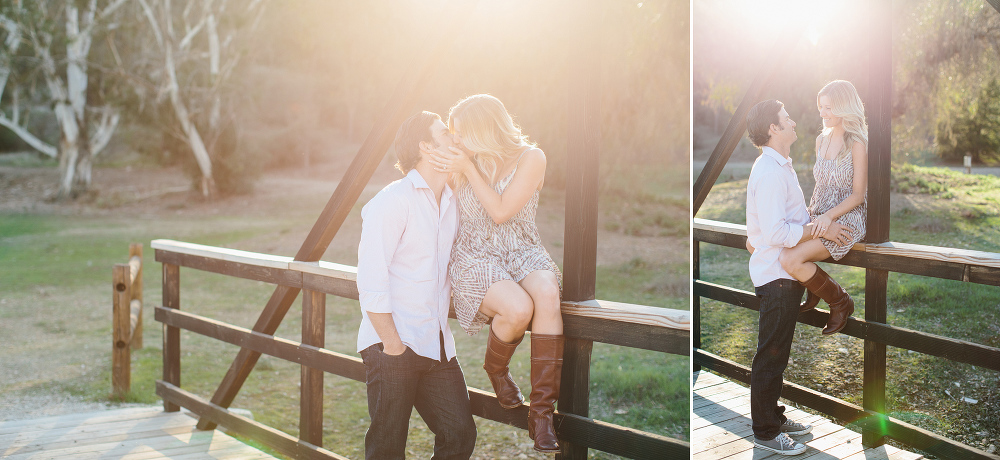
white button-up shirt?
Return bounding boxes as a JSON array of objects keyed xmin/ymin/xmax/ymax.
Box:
[
  {"xmin": 746, "ymin": 146, "xmax": 811, "ymax": 287},
  {"xmin": 357, "ymin": 169, "xmax": 458, "ymax": 361}
]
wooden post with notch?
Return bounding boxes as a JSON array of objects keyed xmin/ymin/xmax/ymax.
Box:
[
  {"xmin": 112, "ymin": 264, "xmax": 132, "ymax": 397},
  {"xmin": 129, "ymin": 243, "xmax": 143, "ymax": 350},
  {"xmin": 162, "ymin": 262, "xmax": 181, "ymax": 412},
  {"xmin": 300, "ymin": 289, "xmax": 326, "ymax": 446},
  {"xmin": 862, "ymin": 0, "xmax": 891, "ymax": 447},
  {"xmin": 558, "ymin": 2, "xmax": 600, "ymax": 458}
]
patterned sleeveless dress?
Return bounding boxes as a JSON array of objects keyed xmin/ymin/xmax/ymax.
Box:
[
  {"xmin": 450, "ymin": 154, "xmax": 563, "ymax": 335},
  {"xmin": 809, "ymin": 136, "xmax": 867, "ymax": 260}
]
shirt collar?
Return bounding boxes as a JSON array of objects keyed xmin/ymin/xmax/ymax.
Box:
[
  {"xmin": 406, "ymin": 168, "xmax": 454, "ymax": 205},
  {"xmin": 406, "ymin": 169, "xmax": 431, "ymax": 190},
  {"xmin": 762, "ymin": 146, "xmax": 792, "ymax": 167}
]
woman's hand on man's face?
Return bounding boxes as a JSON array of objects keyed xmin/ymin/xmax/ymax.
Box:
[{"xmin": 430, "ymin": 146, "xmax": 474, "ymax": 175}]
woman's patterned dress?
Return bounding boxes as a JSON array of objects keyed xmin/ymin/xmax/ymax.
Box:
[
  {"xmin": 810, "ymin": 136, "xmax": 867, "ymax": 260},
  {"xmin": 449, "ymin": 157, "xmax": 562, "ymax": 335}
]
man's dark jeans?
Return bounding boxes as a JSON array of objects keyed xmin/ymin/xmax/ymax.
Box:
[
  {"xmin": 360, "ymin": 343, "xmax": 477, "ymax": 460},
  {"xmin": 751, "ymin": 278, "xmax": 805, "ymax": 441}
]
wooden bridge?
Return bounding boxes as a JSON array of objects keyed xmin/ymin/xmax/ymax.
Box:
[
  {"xmin": 0, "ymin": 407, "xmax": 277, "ymax": 459},
  {"xmin": 692, "ymin": 370, "xmax": 924, "ymax": 460},
  {"xmin": 148, "ymin": 238, "xmax": 689, "ymax": 460}
]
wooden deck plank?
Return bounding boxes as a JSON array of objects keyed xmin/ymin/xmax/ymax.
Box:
[
  {"xmin": 696, "ymin": 417, "xmax": 842, "ymax": 460},
  {"xmin": 1, "ymin": 419, "xmax": 195, "ymax": 455},
  {"xmin": 693, "ymin": 371, "xmax": 924, "ymax": 460},
  {"xmin": 693, "ymin": 413, "xmax": 828, "ymax": 455},
  {"xmin": 0, "ymin": 408, "xmax": 278, "ymax": 460},
  {"xmin": 4, "ymin": 430, "xmax": 242, "ymax": 459},
  {"xmin": 0, "ymin": 408, "xmax": 164, "ymax": 435}
]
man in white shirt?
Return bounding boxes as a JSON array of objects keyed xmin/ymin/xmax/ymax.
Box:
[
  {"xmin": 356, "ymin": 111, "xmax": 476, "ymax": 459},
  {"xmin": 744, "ymin": 100, "xmax": 852, "ymax": 456}
]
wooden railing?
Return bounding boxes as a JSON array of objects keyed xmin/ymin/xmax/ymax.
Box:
[
  {"xmin": 693, "ymin": 218, "xmax": 1000, "ymax": 460},
  {"xmin": 152, "ymin": 239, "xmax": 690, "ymax": 460},
  {"xmin": 111, "ymin": 243, "xmax": 144, "ymax": 397}
]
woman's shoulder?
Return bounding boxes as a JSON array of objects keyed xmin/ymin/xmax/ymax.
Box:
[
  {"xmin": 520, "ymin": 146, "xmax": 546, "ymax": 163},
  {"xmin": 849, "ymin": 139, "xmax": 867, "ymax": 155}
]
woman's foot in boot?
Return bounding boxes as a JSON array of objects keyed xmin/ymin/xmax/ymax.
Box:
[
  {"xmin": 800, "ymin": 266, "xmax": 855, "ymax": 335},
  {"xmin": 528, "ymin": 333, "xmax": 564, "ymax": 453},
  {"xmin": 799, "ymin": 288, "xmax": 820, "ymax": 313},
  {"xmin": 483, "ymin": 328, "xmax": 524, "ymax": 409}
]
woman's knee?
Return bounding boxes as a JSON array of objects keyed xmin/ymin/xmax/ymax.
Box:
[
  {"xmin": 488, "ymin": 286, "xmax": 534, "ymax": 326},
  {"xmin": 522, "ymin": 271, "xmax": 560, "ymax": 304},
  {"xmin": 778, "ymin": 249, "xmax": 800, "ymax": 272}
]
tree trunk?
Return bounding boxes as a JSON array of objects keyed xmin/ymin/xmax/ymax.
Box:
[
  {"xmin": 165, "ymin": 43, "xmax": 215, "ymax": 198},
  {"xmin": 55, "ymin": 102, "xmax": 81, "ymax": 200}
]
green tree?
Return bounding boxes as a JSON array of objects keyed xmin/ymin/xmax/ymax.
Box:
[{"xmin": 935, "ymin": 78, "xmax": 1000, "ymax": 164}]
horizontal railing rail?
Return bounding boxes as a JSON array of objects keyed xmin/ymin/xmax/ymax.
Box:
[
  {"xmin": 152, "ymin": 239, "xmax": 690, "ymax": 460},
  {"xmin": 693, "ymin": 218, "xmax": 1000, "ymax": 460}
]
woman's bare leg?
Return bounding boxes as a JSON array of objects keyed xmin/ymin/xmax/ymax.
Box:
[
  {"xmin": 518, "ymin": 270, "xmax": 563, "ymax": 335},
  {"xmin": 479, "ymin": 280, "xmax": 533, "ymax": 342},
  {"xmin": 779, "ymin": 239, "xmax": 833, "ymax": 282}
]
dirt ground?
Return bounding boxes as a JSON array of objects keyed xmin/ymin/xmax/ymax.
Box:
[{"xmin": 0, "ymin": 161, "xmax": 685, "ymax": 427}]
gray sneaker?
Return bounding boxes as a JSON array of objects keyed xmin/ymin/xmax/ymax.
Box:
[
  {"xmin": 754, "ymin": 433, "xmax": 807, "ymax": 455},
  {"xmin": 780, "ymin": 419, "xmax": 813, "ymax": 436}
]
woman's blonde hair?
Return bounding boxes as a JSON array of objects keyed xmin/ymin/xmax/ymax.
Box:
[
  {"xmin": 447, "ymin": 94, "xmax": 535, "ymax": 188},
  {"xmin": 818, "ymin": 80, "xmax": 868, "ymax": 158}
]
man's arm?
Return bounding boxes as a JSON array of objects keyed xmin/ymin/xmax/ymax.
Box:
[
  {"xmin": 753, "ymin": 174, "xmax": 805, "ymax": 248},
  {"xmin": 357, "ymin": 192, "xmax": 408, "ymax": 355},
  {"xmin": 368, "ymin": 313, "xmax": 406, "ymax": 355}
]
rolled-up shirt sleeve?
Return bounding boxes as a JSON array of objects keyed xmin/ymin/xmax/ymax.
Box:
[
  {"xmin": 753, "ymin": 172, "xmax": 804, "ymax": 248},
  {"xmin": 357, "ymin": 193, "xmax": 407, "ymax": 314}
]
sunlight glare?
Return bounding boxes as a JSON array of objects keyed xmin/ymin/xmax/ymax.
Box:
[
  {"xmin": 806, "ymin": 23, "xmax": 821, "ymax": 46},
  {"xmin": 726, "ymin": 0, "xmax": 833, "ymax": 46}
]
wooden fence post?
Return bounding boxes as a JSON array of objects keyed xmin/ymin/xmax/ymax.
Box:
[
  {"xmin": 112, "ymin": 264, "xmax": 132, "ymax": 397},
  {"xmin": 129, "ymin": 244, "xmax": 143, "ymax": 350},
  {"xmin": 163, "ymin": 262, "xmax": 181, "ymax": 412},
  {"xmin": 300, "ymin": 289, "xmax": 326, "ymax": 446},
  {"xmin": 558, "ymin": 2, "xmax": 601, "ymax": 458},
  {"xmin": 693, "ymin": 241, "xmax": 701, "ymax": 372},
  {"xmin": 863, "ymin": 0, "xmax": 892, "ymax": 447}
]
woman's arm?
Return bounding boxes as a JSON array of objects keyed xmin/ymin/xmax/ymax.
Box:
[
  {"xmin": 432, "ymin": 147, "xmax": 547, "ymax": 224},
  {"xmin": 813, "ymin": 141, "xmax": 868, "ymax": 234}
]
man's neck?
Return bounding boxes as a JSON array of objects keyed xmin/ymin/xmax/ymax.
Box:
[
  {"xmin": 413, "ymin": 163, "xmax": 448, "ymax": 202},
  {"xmin": 765, "ymin": 143, "xmax": 791, "ymax": 159}
]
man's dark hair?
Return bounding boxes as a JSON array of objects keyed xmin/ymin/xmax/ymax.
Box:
[
  {"xmin": 394, "ymin": 111, "xmax": 441, "ymax": 173},
  {"xmin": 746, "ymin": 100, "xmax": 784, "ymax": 148}
]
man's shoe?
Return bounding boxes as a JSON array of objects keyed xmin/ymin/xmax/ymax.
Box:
[
  {"xmin": 754, "ymin": 433, "xmax": 807, "ymax": 456},
  {"xmin": 780, "ymin": 419, "xmax": 813, "ymax": 436}
]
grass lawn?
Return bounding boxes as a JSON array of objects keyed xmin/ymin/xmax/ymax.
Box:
[
  {"xmin": 0, "ymin": 164, "xmax": 688, "ymax": 459},
  {"xmin": 696, "ymin": 164, "xmax": 1000, "ymax": 454}
]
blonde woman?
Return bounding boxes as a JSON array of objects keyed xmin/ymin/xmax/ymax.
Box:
[
  {"xmin": 778, "ymin": 80, "xmax": 868, "ymax": 334},
  {"xmin": 428, "ymin": 94, "xmax": 564, "ymax": 453}
]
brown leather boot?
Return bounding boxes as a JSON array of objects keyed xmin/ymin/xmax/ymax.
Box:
[
  {"xmin": 801, "ymin": 265, "xmax": 855, "ymax": 335},
  {"xmin": 527, "ymin": 333, "xmax": 564, "ymax": 453},
  {"xmin": 483, "ymin": 328, "xmax": 525, "ymax": 409},
  {"xmin": 799, "ymin": 289, "xmax": 820, "ymax": 312}
]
